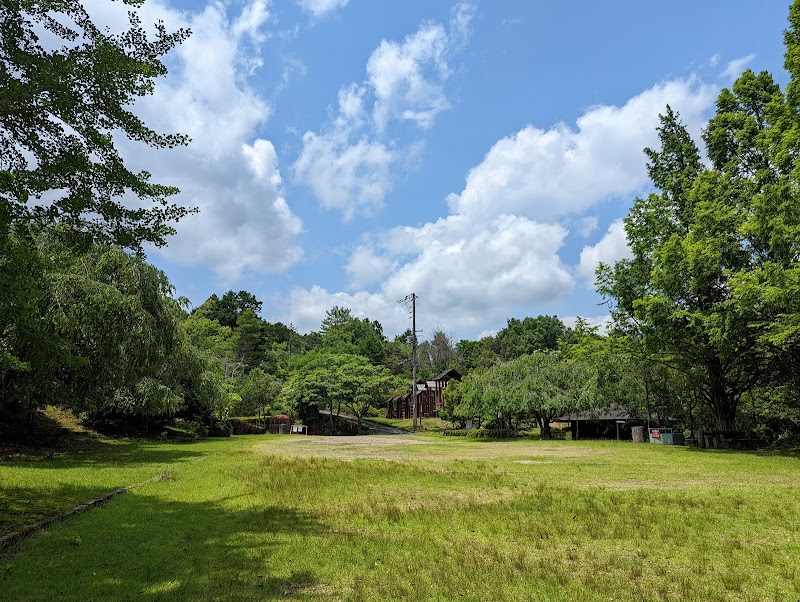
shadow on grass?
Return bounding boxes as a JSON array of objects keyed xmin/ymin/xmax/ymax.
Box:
[
  {"xmin": 680, "ymin": 445, "xmax": 800, "ymax": 458},
  {"xmin": 1, "ymin": 440, "xmax": 218, "ymax": 469},
  {"xmin": 1, "ymin": 488, "xmax": 324, "ymax": 601},
  {"xmin": 0, "ymin": 483, "xmax": 122, "ymax": 536}
]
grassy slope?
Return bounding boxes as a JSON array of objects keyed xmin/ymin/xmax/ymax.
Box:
[
  {"xmin": 1, "ymin": 434, "xmax": 799, "ymax": 601},
  {"xmin": 366, "ymin": 415, "xmax": 452, "ymax": 431}
]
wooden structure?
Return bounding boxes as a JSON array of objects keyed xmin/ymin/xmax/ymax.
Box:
[
  {"xmin": 387, "ymin": 368, "xmax": 462, "ymax": 419},
  {"xmin": 269, "ymin": 414, "xmax": 292, "ymax": 434},
  {"xmin": 557, "ymin": 402, "xmax": 633, "ymax": 440}
]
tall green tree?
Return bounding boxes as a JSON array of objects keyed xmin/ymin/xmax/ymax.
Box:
[
  {"xmin": 598, "ymin": 3, "xmax": 800, "ymax": 432},
  {"xmin": 493, "ymin": 316, "xmax": 568, "ymax": 360},
  {"xmin": 319, "ymin": 306, "xmax": 386, "ymax": 365}
]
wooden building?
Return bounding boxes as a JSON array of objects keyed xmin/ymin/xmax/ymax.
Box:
[
  {"xmin": 387, "ymin": 368, "xmax": 462, "ymax": 419},
  {"xmin": 556, "ymin": 402, "xmax": 632, "ymax": 440}
]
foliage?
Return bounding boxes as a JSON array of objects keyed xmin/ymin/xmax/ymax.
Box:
[
  {"xmin": 598, "ymin": 6, "xmax": 800, "ymax": 432},
  {"xmin": 319, "ymin": 306, "xmax": 386, "ymax": 365},
  {"xmin": 417, "ymin": 329, "xmax": 458, "ymax": 377},
  {"xmin": 0, "ymin": 235, "xmax": 229, "ymax": 433},
  {"xmin": 493, "ymin": 315, "xmax": 569, "ymax": 360},
  {"xmin": 0, "ymin": 0, "xmax": 192, "ymax": 250},
  {"xmin": 193, "ymin": 291, "xmax": 262, "ymax": 329},
  {"xmin": 281, "ymin": 351, "xmax": 395, "ymax": 432},
  {"xmin": 236, "ymin": 368, "xmax": 281, "ymax": 418},
  {"xmin": 446, "ymin": 351, "xmax": 597, "ymax": 437},
  {"xmin": 455, "ymin": 337, "xmax": 496, "ymax": 372}
]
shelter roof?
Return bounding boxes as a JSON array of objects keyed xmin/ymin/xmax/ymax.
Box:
[{"xmin": 556, "ymin": 402, "xmax": 630, "ymax": 422}]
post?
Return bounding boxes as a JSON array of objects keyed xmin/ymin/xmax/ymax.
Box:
[
  {"xmin": 288, "ymin": 323, "xmax": 294, "ymax": 365},
  {"xmin": 411, "ymin": 293, "xmax": 418, "ymax": 432}
]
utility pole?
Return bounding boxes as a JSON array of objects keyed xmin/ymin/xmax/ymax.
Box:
[{"xmin": 405, "ymin": 293, "xmax": 419, "ymax": 432}]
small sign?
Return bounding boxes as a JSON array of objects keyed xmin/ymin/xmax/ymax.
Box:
[
  {"xmin": 650, "ymin": 429, "xmax": 661, "ymax": 439},
  {"xmin": 466, "ymin": 419, "xmax": 473, "ymax": 430}
]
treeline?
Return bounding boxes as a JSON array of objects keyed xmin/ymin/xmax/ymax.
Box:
[{"xmin": 0, "ymin": 229, "xmax": 231, "ymax": 436}]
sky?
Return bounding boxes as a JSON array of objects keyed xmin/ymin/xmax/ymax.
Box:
[{"xmin": 95, "ymin": 0, "xmax": 791, "ymax": 340}]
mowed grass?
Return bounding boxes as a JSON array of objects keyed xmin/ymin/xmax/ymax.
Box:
[{"xmin": 1, "ymin": 434, "xmax": 800, "ymax": 601}]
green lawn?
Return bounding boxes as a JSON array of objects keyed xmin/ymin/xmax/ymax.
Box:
[{"xmin": 2, "ymin": 434, "xmax": 799, "ymax": 601}]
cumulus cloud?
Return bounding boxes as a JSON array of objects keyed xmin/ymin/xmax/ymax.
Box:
[
  {"xmin": 447, "ymin": 78, "xmax": 716, "ymax": 222},
  {"xmin": 293, "ymin": 85, "xmax": 395, "ymax": 219},
  {"xmin": 722, "ymin": 54, "xmax": 756, "ymax": 80},
  {"xmin": 577, "ymin": 219, "xmax": 632, "ymax": 286},
  {"xmin": 281, "ymin": 77, "xmax": 717, "ymax": 336},
  {"xmin": 346, "ymin": 246, "xmax": 398, "ymax": 289},
  {"xmin": 105, "ymin": 0, "xmax": 305, "ymax": 281},
  {"xmin": 277, "ymin": 286, "xmax": 399, "ymax": 334},
  {"xmin": 294, "ymin": 3, "xmax": 475, "ymax": 219},
  {"xmin": 380, "ymin": 215, "xmax": 574, "ymax": 326},
  {"xmin": 296, "ymin": 0, "xmax": 350, "ymax": 19},
  {"xmin": 575, "ymin": 216, "xmax": 599, "ymax": 238},
  {"xmin": 367, "ymin": 23, "xmax": 451, "ymax": 131}
]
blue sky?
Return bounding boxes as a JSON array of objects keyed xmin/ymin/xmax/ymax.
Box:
[{"xmin": 104, "ymin": 0, "xmax": 789, "ymax": 339}]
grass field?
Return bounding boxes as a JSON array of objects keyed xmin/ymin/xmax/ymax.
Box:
[{"xmin": 2, "ymin": 433, "xmax": 799, "ymax": 601}]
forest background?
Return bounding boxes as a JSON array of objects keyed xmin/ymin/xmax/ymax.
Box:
[{"xmin": 1, "ymin": 0, "xmax": 799, "ymax": 445}]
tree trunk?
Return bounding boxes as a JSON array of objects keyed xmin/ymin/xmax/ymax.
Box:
[
  {"xmin": 707, "ymin": 358, "xmax": 738, "ymax": 431},
  {"xmin": 357, "ymin": 413, "xmax": 362, "ymax": 435},
  {"xmin": 540, "ymin": 416, "xmax": 552, "ymax": 439}
]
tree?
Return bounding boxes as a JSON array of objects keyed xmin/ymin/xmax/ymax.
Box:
[
  {"xmin": 281, "ymin": 351, "xmax": 394, "ymax": 432},
  {"xmin": 338, "ymin": 359, "xmax": 395, "ymax": 434},
  {"xmin": 598, "ymin": 63, "xmax": 800, "ymax": 431},
  {"xmin": 493, "ymin": 316, "xmax": 568, "ymax": 361},
  {"xmin": 238, "ymin": 368, "xmax": 281, "ymax": 422},
  {"xmin": 1, "ymin": 0, "xmax": 192, "ymax": 250},
  {"xmin": 194, "ymin": 291, "xmax": 263, "ymax": 329},
  {"xmin": 444, "ymin": 352, "xmax": 597, "ymax": 437},
  {"xmin": 234, "ymin": 309, "xmax": 266, "ymax": 369},
  {"xmin": 418, "ymin": 329, "xmax": 458, "ymax": 375},
  {"xmin": 0, "ymin": 234, "xmax": 234, "ymax": 433},
  {"xmin": 456, "ymin": 337, "xmax": 496, "ymax": 372},
  {"xmin": 320, "ymin": 306, "xmax": 353, "ymax": 334},
  {"xmin": 319, "ymin": 306, "xmax": 386, "ymax": 365}
]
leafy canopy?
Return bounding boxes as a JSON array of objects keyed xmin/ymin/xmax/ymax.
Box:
[{"xmin": 0, "ymin": 0, "xmax": 192, "ymax": 249}]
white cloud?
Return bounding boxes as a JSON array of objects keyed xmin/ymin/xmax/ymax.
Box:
[
  {"xmin": 447, "ymin": 78, "xmax": 715, "ymax": 222},
  {"xmin": 294, "ymin": 4, "xmax": 475, "ymax": 219},
  {"xmin": 109, "ymin": 1, "xmax": 305, "ymax": 282},
  {"xmin": 577, "ymin": 219, "xmax": 632, "ymax": 286},
  {"xmin": 277, "ymin": 286, "xmax": 397, "ymax": 334},
  {"xmin": 710, "ymin": 53, "xmax": 721, "ymax": 68},
  {"xmin": 367, "ymin": 23, "xmax": 451, "ymax": 131},
  {"xmin": 576, "ymin": 216, "xmax": 599, "ymax": 238},
  {"xmin": 722, "ymin": 54, "xmax": 756, "ymax": 80},
  {"xmin": 346, "ymin": 246, "xmax": 398, "ymax": 289},
  {"xmin": 282, "ymin": 77, "xmax": 717, "ymax": 336},
  {"xmin": 296, "ymin": 0, "xmax": 350, "ymax": 18},
  {"xmin": 293, "ymin": 129, "xmax": 394, "ymax": 220},
  {"xmin": 379, "ymin": 215, "xmax": 574, "ymax": 328}
]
